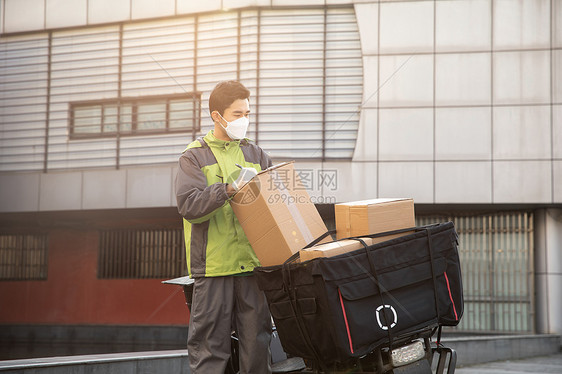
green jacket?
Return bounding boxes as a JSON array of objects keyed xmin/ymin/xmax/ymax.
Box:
[{"xmin": 175, "ymin": 130, "xmax": 272, "ymax": 277}]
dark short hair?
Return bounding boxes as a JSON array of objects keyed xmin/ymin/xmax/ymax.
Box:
[{"xmin": 208, "ymin": 81, "xmax": 251, "ymax": 116}]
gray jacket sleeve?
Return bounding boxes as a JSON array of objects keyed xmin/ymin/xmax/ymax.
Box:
[
  {"xmin": 261, "ymin": 148, "xmax": 273, "ymax": 170},
  {"xmin": 175, "ymin": 151, "xmax": 229, "ymax": 223}
]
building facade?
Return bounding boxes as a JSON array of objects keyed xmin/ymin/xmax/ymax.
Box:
[{"xmin": 0, "ymin": 0, "xmax": 561, "ymax": 356}]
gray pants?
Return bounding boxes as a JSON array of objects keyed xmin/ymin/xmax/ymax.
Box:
[{"xmin": 187, "ymin": 275, "xmax": 272, "ymax": 374}]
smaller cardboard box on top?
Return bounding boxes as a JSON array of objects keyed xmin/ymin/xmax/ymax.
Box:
[
  {"xmin": 231, "ymin": 161, "xmax": 329, "ymax": 267},
  {"xmin": 299, "ymin": 198, "xmax": 415, "ymax": 261},
  {"xmin": 335, "ymin": 198, "xmax": 415, "ymax": 243},
  {"xmin": 300, "ymin": 237, "xmax": 374, "ymax": 262}
]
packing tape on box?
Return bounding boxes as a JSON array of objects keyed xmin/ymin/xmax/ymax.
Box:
[{"xmin": 270, "ymin": 169, "xmax": 314, "ymax": 244}]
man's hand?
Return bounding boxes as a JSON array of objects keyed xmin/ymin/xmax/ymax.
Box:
[
  {"xmin": 232, "ymin": 167, "xmax": 258, "ymax": 191},
  {"xmin": 226, "ymin": 183, "xmax": 237, "ymax": 197}
]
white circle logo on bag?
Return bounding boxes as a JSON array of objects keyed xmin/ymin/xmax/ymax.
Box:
[{"xmin": 375, "ymin": 304, "xmax": 398, "ymax": 330}]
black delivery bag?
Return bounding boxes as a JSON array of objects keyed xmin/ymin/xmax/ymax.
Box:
[{"xmin": 254, "ymin": 222, "xmax": 463, "ymax": 365}]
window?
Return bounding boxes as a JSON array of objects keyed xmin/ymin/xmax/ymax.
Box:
[
  {"xmin": 70, "ymin": 94, "xmax": 201, "ymax": 139},
  {"xmin": 98, "ymin": 229, "xmax": 186, "ymax": 279},
  {"xmin": 416, "ymin": 212, "xmax": 534, "ymax": 333},
  {"xmin": 0, "ymin": 234, "xmax": 48, "ymax": 281}
]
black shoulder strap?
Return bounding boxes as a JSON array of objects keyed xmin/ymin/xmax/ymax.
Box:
[
  {"xmin": 283, "ymin": 229, "xmax": 337, "ymax": 265},
  {"xmin": 359, "ymin": 226, "xmax": 418, "ymax": 240},
  {"xmin": 303, "ymin": 230, "xmax": 336, "ymax": 249}
]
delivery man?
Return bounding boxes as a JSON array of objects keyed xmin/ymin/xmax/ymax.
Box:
[{"xmin": 175, "ymin": 81, "xmax": 273, "ymax": 373}]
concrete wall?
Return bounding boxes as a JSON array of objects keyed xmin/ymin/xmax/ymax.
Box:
[
  {"xmin": 0, "ymin": 350, "xmax": 190, "ymax": 374},
  {"xmin": 352, "ymin": 0, "xmax": 561, "ymax": 205},
  {"xmin": 442, "ymin": 334, "xmax": 562, "ymax": 367},
  {"xmin": 0, "ymin": 325, "xmax": 187, "ymax": 360},
  {"xmin": 0, "ymin": 166, "xmax": 177, "ymax": 213}
]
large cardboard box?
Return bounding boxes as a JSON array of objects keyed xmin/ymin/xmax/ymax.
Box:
[
  {"xmin": 300, "ymin": 237, "xmax": 374, "ymax": 261},
  {"xmin": 335, "ymin": 198, "xmax": 415, "ymax": 242},
  {"xmin": 231, "ymin": 162, "xmax": 329, "ymax": 267}
]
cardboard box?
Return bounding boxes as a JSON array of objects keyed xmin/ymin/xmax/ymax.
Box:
[
  {"xmin": 300, "ymin": 237, "xmax": 374, "ymax": 261},
  {"xmin": 335, "ymin": 198, "xmax": 415, "ymax": 242},
  {"xmin": 231, "ymin": 162, "xmax": 329, "ymax": 267}
]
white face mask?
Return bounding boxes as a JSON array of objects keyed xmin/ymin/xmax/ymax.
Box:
[{"xmin": 219, "ymin": 114, "xmax": 249, "ymax": 140}]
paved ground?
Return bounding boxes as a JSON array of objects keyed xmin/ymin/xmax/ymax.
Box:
[{"xmin": 455, "ymin": 352, "xmax": 562, "ymax": 374}]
